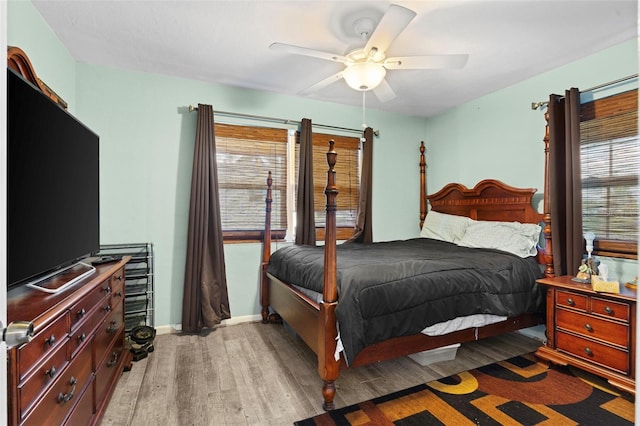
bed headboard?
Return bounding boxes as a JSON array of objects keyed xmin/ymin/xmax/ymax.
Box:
[{"xmin": 426, "ymin": 179, "xmax": 543, "ymax": 225}]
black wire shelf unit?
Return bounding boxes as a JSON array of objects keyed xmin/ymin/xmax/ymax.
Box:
[{"xmin": 97, "ymin": 243, "xmax": 154, "ymax": 334}]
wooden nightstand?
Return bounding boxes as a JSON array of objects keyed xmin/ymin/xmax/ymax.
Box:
[{"xmin": 535, "ymin": 275, "xmax": 636, "ymax": 395}]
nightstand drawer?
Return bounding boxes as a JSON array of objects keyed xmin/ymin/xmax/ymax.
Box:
[
  {"xmin": 591, "ymin": 297, "xmax": 630, "ymax": 322},
  {"xmin": 557, "ymin": 331, "xmax": 629, "ymax": 374},
  {"xmin": 555, "ymin": 290, "xmax": 588, "ymax": 312},
  {"xmin": 556, "ymin": 309, "xmax": 629, "ymax": 348}
]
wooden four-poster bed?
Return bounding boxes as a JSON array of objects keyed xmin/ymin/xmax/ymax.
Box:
[{"xmin": 260, "ymin": 136, "xmax": 554, "ymax": 410}]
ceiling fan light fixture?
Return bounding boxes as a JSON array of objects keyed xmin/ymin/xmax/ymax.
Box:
[{"xmin": 343, "ymin": 62, "xmax": 386, "ymax": 91}]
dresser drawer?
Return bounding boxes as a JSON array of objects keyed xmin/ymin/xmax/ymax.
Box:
[
  {"xmin": 555, "ymin": 290, "xmax": 588, "ymax": 312},
  {"xmin": 19, "ymin": 340, "xmax": 69, "ymax": 419},
  {"xmin": 95, "ymin": 330, "xmax": 125, "ymax": 405},
  {"xmin": 69, "ymin": 305, "xmax": 105, "ymax": 359},
  {"xmin": 109, "ymin": 269, "xmax": 126, "ymax": 309},
  {"xmin": 93, "ymin": 302, "xmax": 125, "ymax": 368},
  {"xmin": 18, "ymin": 313, "xmax": 69, "ymax": 381},
  {"xmin": 21, "ymin": 342, "xmax": 93, "ymax": 426},
  {"xmin": 591, "ymin": 297, "xmax": 630, "ymax": 322},
  {"xmin": 69, "ymin": 283, "xmax": 110, "ymax": 332},
  {"xmin": 556, "ymin": 309, "xmax": 629, "ymax": 348},
  {"xmin": 556, "ymin": 330, "xmax": 629, "ymax": 374},
  {"xmin": 63, "ymin": 376, "xmax": 95, "ymax": 426}
]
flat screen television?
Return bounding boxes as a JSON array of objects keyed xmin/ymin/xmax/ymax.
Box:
[{"xmin": 7, "ymin": 68, "xmax": 100, "ymax": 292}]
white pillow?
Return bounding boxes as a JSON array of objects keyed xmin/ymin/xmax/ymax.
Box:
[
  {"xmin": 420, "ymin": 211, "xmax": 473, "ymax": 243},
  {"xmin": 458, "ymin": 220, "xmax": 541, "ymax": 258}
]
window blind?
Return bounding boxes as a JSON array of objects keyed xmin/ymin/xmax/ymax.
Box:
[
  {"xmin": 215, "ymin": 123, "xmax": 288, "ymax": 237},
  {"xmin": 295, "ymin": 132, "xmax": 361, "ymax": 232},
  {"xmin": 580, "ymin": 89, "xmax": 638, "ymax": 257}
]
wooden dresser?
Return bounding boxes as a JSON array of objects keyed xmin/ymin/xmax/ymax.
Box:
[
  {"xmin": 6, "ymin": 257, "xmax": 130, "ymax": 425},
  {"xmin": 535, "ymin": 275, "xmax": 636, "ymax": 395}
]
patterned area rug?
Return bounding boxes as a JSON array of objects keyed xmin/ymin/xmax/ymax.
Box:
[{"xmin": 294, "ymin": 354, "xmax": 634, "ymax": 425}]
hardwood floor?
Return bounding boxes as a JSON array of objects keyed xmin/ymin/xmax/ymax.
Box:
[{"xmin": 101, "ymin": 321, "xmax": 542, "ymax": 425}]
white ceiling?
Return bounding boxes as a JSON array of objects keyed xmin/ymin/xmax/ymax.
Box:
[{"xmin": 32, "ymin": 0, "xmax": 637, "ymax": 117}]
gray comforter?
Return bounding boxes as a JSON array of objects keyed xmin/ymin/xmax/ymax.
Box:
[{"xmin": 266, "ymin": 238, "xmax": 544, "ymax": 365}]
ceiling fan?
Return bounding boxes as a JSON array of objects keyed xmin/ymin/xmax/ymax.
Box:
[{"xmin": 269, "ymin": 4, "xmax": 469, "ymax": 102}]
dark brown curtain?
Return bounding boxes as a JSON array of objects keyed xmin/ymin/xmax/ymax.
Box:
[
  {"xmin": 296, "ymin": 118, "xmax": 316, "ymax": 245},
  {"xmin": 345, "ymin": 127, "xmax": 373, "ymax": 243},
  {"xmin": 548, "ymin": 88, "xmax": 583, "ymax": 276},
  {"xmin": 182, "ymin": 103, "xmax": 231, "ymax": 332}
]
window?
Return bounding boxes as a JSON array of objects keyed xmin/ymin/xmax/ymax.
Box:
[
  {"xmin": 215, "ymin": 123, "xmax": 288, "ymax": 241},
  {"xmin": 215, "ymin": 123, "xmax": 361, "ymax": 242},
  {"xmin": 580, "ymin": 89, "xmax": 638, "ymax": 258},
  {"xmin": 295, "ymin": 132, "xmax": 361, "ymax": 241}
]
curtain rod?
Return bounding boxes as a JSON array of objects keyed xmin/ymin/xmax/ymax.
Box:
[
  {"xmin": 531, "ymin": 73, "xmax": 638, "ymax": 110},
  {"xmin": 188, "ymin": 105, "xmax": 379, "ymax": 137}
]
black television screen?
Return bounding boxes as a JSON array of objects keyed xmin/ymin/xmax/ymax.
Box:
[{"xmin": 7, "ymin": 69, "xmax": 100, "ymax": 290}]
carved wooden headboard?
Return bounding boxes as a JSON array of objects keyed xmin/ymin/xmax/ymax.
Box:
[
  {"xmin": 7, "ymin": 46, "xmax": 67, "ymax": 109},
  {"xmin": 426, "ymin": 179, "xmax": 543, "ymax": 225}
]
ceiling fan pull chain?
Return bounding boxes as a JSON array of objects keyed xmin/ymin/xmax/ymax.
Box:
[{"xmin": 361, "ymin": 91, "xmax": 367, "ymax": 142}]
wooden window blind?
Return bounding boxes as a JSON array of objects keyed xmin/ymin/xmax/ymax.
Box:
[
  {"xmin": 580, "ymin": 89, "xmax": 638, "ymax": 258},
  {"xmin": 215, "ymin": 123, "xmax": 288, "ymax": 241},
  {"xmin": 295, "ymin": 132, "xmax": 361, "ymax": 240}
]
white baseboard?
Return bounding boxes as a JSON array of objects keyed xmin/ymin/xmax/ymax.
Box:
[{"xmin": 154, "ymin": 314, "xmax": 263, "ymax": 335}]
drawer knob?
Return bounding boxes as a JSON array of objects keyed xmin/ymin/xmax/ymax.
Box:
[
  {"xmin": 104, "ymin": 305, "xmax": 112, "ymax": 313},
  {"xmin": 584, "ymin": 323, "xmax": 593, "ymax": 332},
  {"xmin": 45, "ymin": 335, "xmax": 56, "ymax": 347},
  {"xmin": 584, "ymin": 347, "xmax": 593, "ymax": 356},
  {"xmin": 77, "ymin": 308, "xmax": 86, "ymax": 318},
  {"xmin": 45, "ymin": 366, "xmax": 57, "ymax": 378},
  {"xmin": 566, "ymin": 297, "xmax": 575, "ymax": 306},
  {"xmin": 103, "ymin": 286, "xmax": 112, "ymax": 294},
  {"xmin": 114, "ymin": 275, "xmax": 123, "ymax": 282},
  {"xmin": 115, "ymin": 290, "xmax": 123, "ymax": 298},
  {"xmin": 78, "ymin": 333, "xmax": 86, "ymax": 343},
  {"xmin": 604, "ymin": 306, "xmax": 613, "ymax": 315},
  {"xmin": 107, "ymin": 352, "xmax": 119, "ymax": 367},
  {"xmin": 57, "ymin": 376, "xmax": 77, "ymax": 403},
  {"xmin": 107, "ymin": 320, "xmax": 118, "ymax": 334}
]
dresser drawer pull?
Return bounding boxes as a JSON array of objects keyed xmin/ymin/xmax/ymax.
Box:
[
  {"xmin": 115, "ymin": 290, "xmax": 123, "ymax": 298},
  {"xmin": 45, "ymin": 366, "xmax": 57, "ymax": 379},
  {"xmin": 103, "ymin": 286, "xmax": 112, "ymax": 294},
  {"xmin": 114, "ymin": 275, "xmax": 123, "ymax": 282},
  {"xmin": 107, "ymin": 320, "xmax": 118, "ymax": 334},
  {"xmin": 566, "ymin": 297, "xmax": 575, "ymax": 306},
  {"xmin": 107, "ymin": 352, "xmax": 119, "ymax": 367},
  {"xmin": 77, "ymin": 308, "xmax": 86, "ymax": 318},
  {"xmin": 78, "ymin": 333, "xmax": 87, "ymax": 343},
  {"xmin": 604, "ymin": 306, "xmax": 613, "ymax": 315},
  {"xmin": 584, "ymin": 323, "xmax": 593, "ymax": 332},
  {"xmin": 104, "ymin": 305, "xmax": 112, "ymax": 313},
  {"xmin": 45, "ymin": 335, "xmax": 56, "ymax": 347},
  {"xmin": 584, "ymin": 347, "xmax": 593, "ymax": 356},
  {"xmin": 57, "ymin": 376, "xmax": 77, "ymax": 403}
]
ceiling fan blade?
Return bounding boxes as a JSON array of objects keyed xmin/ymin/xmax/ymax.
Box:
[
  {"xmin": 299, "ymin": 71, "xmax": 345, "ymax": 95},
  {"xmin": 364, "ymin": 4, "xmax": 416, "ymax": 56},
  {"xmin": 373, "ymin": 79, "xmax": 396, "ymax": 103},
  {"xmin": 384, "ymin": 54, "xmax": 469, "ymax": 70},
  {"xmin": 269, "ymin": 42, "xmax": 349, "ymax": 64}
]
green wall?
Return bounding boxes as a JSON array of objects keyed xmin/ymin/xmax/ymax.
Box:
[
  {"xmin": 8, "ymin": 1, "xmax": 428, "ymax": 328},
  {"xmin": 8, "ymin": 1, "xmax": 638, "ymax": 328},
  {"xmin": 425, "ymin": 38, "xmax": 638, "ymax": 284}
]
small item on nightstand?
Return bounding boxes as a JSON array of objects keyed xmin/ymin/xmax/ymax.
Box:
[
  {"xmin": 625, "ymin": 276, "xmax": 638, "ymax": 290},
  {"xmin": 591, "ymin": 275, "xmax": 620, "ymax": 293},
  {"xmin": 573, "ymin": 257, "xmax": 599, "ymax": 283}
]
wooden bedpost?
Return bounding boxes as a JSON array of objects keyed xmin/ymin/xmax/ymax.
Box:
[
  {"xmin": 261, "ymin": 171, "xmax": 273, "ymax": 323},
  {"xmin": 419, "ymin": 141, "xmax": 427, "ymax": 229},
  {"xmin": 542, "ymin": 112, "xmax": 555, "ymax": 277},
  {"xmin": 318, "ymin": 140, "xmax": 340, "ymax": 411}
]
